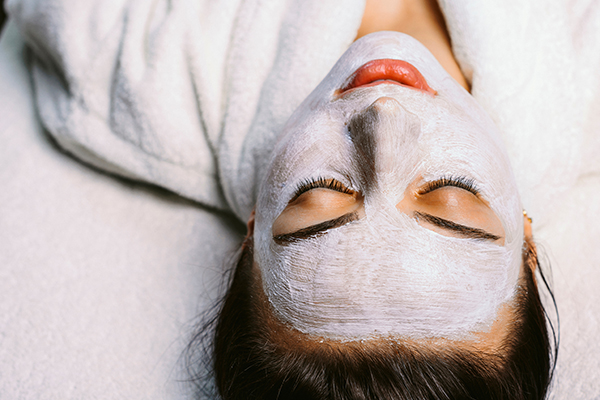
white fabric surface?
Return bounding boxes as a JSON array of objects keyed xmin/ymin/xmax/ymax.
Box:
[
  {"xmin": 1, "ymin": 0, "xmax": 600, "ymax": 398},
  {"xmin": 439, "ymin": 1, "xmax": 600, "ymax": 396},
  {"xmin": 0, "ymin": 22, "xmax": 243, "ymax": 399},
  {"xmin": 5, "ymin": 0, "xmax": 364, "ymax": 221}
]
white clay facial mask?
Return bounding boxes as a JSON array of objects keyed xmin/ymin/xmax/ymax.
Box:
[{"xmin": 254, "ymin": 32, "xmax": 523, "ymax": 340}]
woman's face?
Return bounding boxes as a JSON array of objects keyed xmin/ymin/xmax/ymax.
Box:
[{"xmin": 254, "ymin": 32, "xmax": 524, "ymax": 341}]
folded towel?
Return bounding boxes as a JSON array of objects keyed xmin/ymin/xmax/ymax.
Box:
[{"xmin": 7, "ymin": 0, "xmax": 365, "ymax": 222}]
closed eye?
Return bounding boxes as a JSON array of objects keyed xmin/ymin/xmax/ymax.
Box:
[
  {"xmin": 273, "ymin": 177, "xmax": 363, "ymax": 240},
  {"xmin": 274, "ymin": 212, "xmax": 359, "ymax": 245},
  {"xmin": 410, "ymin": 175, "xmax": 504, "ymax": 243},
  {"xmin": 415, "ymin": 211, "xmax": 501, "ymax": 241}
]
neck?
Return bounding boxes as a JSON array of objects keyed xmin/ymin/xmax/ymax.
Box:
[{"xmin": 356, "ymin": 0, "xmax": 469, "ymax": 91}]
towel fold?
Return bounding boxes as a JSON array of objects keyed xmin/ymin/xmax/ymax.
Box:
[{"xmin": 7, "ymin": 0, "xmax": 365, "ymax": 221}]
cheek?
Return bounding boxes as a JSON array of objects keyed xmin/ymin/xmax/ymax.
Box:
[{"xmin": 259, "ymin": 211, "xmax": 517, "ymax": 341}]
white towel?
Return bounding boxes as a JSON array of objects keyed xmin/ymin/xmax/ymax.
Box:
[
  {"xmin": 6, "ymin": 0, "xmax": 365, "ymax": 221},
  {"xmin": 440, "ymin": 0, "xmax": 600, "ymax": 227}
]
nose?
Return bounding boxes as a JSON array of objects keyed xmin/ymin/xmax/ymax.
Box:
[{"xmin": 347, "ymin": 97, "xmax": 421, "ymax": 201}]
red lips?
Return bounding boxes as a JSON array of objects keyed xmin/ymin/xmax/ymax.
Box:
[{"xmin": 339, "ymin": 59, "xmax": 436, "ymax": 95}]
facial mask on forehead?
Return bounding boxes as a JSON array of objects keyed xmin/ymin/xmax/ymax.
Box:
[
  {"xmin": 264, "ymin": 207, "xmax": 514, "ymax": 339},
  {"xmin": 254, "ymin": 32, "xmax": 524, "ymax": 340}
]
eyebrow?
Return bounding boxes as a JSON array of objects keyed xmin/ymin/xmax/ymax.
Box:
[
  {"xmin": 348, "ymin": 110, "xmax": 377, "ymax": 194},
  {"xmin": 273, "ymin": 212, "xmax": 359, "ymax": 245},
  {"xmin": 414, "ymin": 211, "xmax": 502, "ymax": 241}
]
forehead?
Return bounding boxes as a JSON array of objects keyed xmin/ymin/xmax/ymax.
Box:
[{"xmin": 259, "ymin": 196, "xmax": 517, "ymax": 341}]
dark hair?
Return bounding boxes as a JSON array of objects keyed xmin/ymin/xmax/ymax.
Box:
[{"xmin": 189, "ymin": 238, "xmax": 557, "ymax": 400}]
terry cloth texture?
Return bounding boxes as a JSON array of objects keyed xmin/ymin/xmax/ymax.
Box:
[{"xmin": 6, "ymin": 0, "xmax": 365, "ymax": 221}]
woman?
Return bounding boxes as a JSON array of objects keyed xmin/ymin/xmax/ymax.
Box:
[
  {"xmin": 203, "ymin": 33, "xmax": 554, "ymax": 399},
  {"xmin": 197, "ymin": 4, "xmax": 557, "ymax": 398}
]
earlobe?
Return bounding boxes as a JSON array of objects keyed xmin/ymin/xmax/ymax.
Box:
[
  {"xmin": 242, "ymin": 210, "xmax": 255, "ymax": 250},
  {"xmin": 246, "ymin": 209, "xmax": 255, "ymax": 238},
  {"xmin": 523, "ymin": 210, "xmax": 537, "ymax": 271},
  {"xmin": 523, "ymin": 210, "xmax": 533, "ymax": 241}
]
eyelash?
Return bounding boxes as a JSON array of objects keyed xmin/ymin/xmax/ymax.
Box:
[
  {"xmin": 418, "ymin": 176, "xmax": 479, "ymax": 196},
  {"xmin": 292, "ymin": 177, "xmax": 355, "ymax": 201}
]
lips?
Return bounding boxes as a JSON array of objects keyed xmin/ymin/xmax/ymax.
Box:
[{"xmin": 339, "ymin": 59, "xmax": 436, "ymax": 95}]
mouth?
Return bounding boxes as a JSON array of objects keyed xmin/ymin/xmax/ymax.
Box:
[{"xmin": 338, "ymin": 59, "xmax": 436, "ymax": 96}]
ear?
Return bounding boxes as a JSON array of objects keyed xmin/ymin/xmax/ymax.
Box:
[
  {"xmin": 523, "ymin": 211, "xmax": 537, "ymax": 271},
  {"xmin": 246, "ymin": 209, "xmax": 255, "ymax": 238},
  {"xmin": 524, "ymin": 212, "xmax": 533, "ymax": 241},
  {"xmin": 242, "ymin": 210, "xmax": 255, "ymax": 250}
]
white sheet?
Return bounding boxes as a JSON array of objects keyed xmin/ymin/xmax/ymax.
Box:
[{"xmin": 0, "ymin": 22, "xmax": 243, "ymax": 399}]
